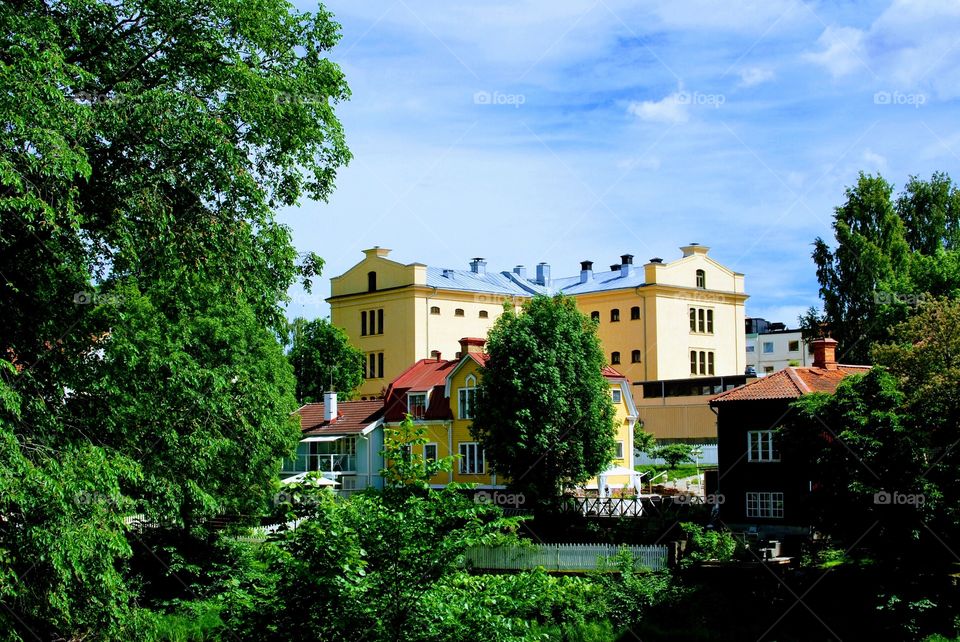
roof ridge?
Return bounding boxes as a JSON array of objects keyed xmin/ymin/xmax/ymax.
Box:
[{"xmin": 784, "ymin": 367, "xmax": 811, "ymax": 394}]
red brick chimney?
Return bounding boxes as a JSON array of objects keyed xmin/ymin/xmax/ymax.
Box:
[
  {"xmin": 811, "ymin": 338, "xmax": 838, "ymax": 370},
  {"xmin": 458, "ymin": 337, "xmax": 486, "ymax": 355}
]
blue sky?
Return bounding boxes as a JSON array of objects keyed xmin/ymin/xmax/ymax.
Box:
[{"xmin": 282, "ymin": 0, "xmax": 960, "ymax": 326}]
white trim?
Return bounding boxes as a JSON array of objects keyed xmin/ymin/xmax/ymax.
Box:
[{"xmin": 300, "ymin": 435, "xmax": 344, "ymax": 443}]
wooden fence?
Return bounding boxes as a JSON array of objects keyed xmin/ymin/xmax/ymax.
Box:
[{"xmin": 466, "ymin": 543, "xmax": 668, "ymax": 572}]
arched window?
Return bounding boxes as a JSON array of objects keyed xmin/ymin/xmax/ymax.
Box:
[
  {"xmin": 630, "ymin": 306, "xmax": 640, "ymax": 320},
  {"xmin": 479, "ymin": 310, "xmax": 489, "ymax": 319},
  {"xmin": 591, "ymin": 311, "xmax": 600, "ymax": 322},
  {"xmin": 454, "ymin": 308, "xmax": 465, "ymax": 317},
  {"xmin": 610, "ymin": 308, "xmax": 620, "ymax": 322},
  {"xmin": 631, "ymin": 350, "xmax": 641, "ymax": 363},
  {"xmin": 368, "ymin": 271, "xmax": 377, "ymax": 292},
  {"xmin": 696, "ymin": 269, "xmax": 705, "ymax": 289},
  {"xmin": 459, "ymin": 375, "xmax": 477, "ymax": 419},
  {"xmin": 611, "ymin": 351, "xmax": 621, "ymax": 365},
  {"xmin": 430, "ymin": 306, "xmax": 440, "ymax": 315}
]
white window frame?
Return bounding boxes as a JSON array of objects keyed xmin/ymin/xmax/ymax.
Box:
[
  {"xmin": 458, "ymin": 442, "xmax": 484, "ymax": 474},
  {"xmin": 407, "ymin": 392, "xmax": 428, "ymax": 419},
  {"xmin": 615, "ymin": 441, "xmax": 624, "ymax": 459},
  {"xmin": 458, "ymin": 375, "xmax": 477, "ymax": 420},
  {"xmin": 746, "ymin": 491, "xmax": 784, "ymax": 519},
  {"xmin": 762, "ymin": 341, "xmax": 774, "ymax": 354},
  {"xmin": 747, "ymin": 430, "xmax": 779, "ymax": 462},
  {"xmin": 611, "ymin": 388, "xmax": 622, "ymax": 404},
  {"xmin": 424, "ymin": 443, "xmax": 438, "ymax": 463}
]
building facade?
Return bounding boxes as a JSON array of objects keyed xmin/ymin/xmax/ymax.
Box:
[
  {"xmin": 745, "ymin": 318, "xmax": 811, "ymax": 376},
  {"xmin": 329, "ymin": 245, "xmax": 748, "ymax": 402}
]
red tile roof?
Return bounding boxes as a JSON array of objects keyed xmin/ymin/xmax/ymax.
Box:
[
  {"xmin": 602, "ymin": 365, "xmax": 627, "ymax": 380},
  {"xmin": 710, "ymin": 365, "xmax": 871, "ymax": 404},
  {"xmin": 297, "ymin": 399, "xmax": 384, "ymax": 435},
  {"xmin": 383, "ymin": 358, "xmax": 459, "ymax": 422}
]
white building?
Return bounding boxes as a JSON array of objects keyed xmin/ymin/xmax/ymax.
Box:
[{"xmin": 745, "ymin": 318, "xmax": 811, "ymax": 376}]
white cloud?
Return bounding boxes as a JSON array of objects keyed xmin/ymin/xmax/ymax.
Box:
[
  {"xmin": 804, "ymin": 25, "xmax": 868, "ymax": 78},
  {"xmin": 738, "ymin": 67, "xmax": 775, "ymax": 87},
  {"xmin": 861, "ymin": 148, "xmax": 889, "ymax": 173},
  {"xmin": 626, "ymin": 92, "xmax": 689, "ymax": 124}
]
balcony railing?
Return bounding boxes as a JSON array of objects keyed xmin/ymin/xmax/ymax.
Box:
[{"xmin": 282, "ymin": 453, "xmax": 357, "ymax": 474}]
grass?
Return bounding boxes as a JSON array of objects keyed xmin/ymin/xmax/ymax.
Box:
[
  {"xmin": 145, "ymin": 603, "xmax": 224, "ymax": 642},
  {"xmin": 635, "ymin": 464, "xmax": 713, "ymax": 483}
]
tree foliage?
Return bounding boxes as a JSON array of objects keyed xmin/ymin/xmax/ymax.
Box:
[
  {"xmin": 807, "ymin": 172, "xmax": 960, "ymax": 362},
  {"xmin": 287, "ymin": 317, "xmax": 365, "ymax": 403},
  {"xmin": 0, "ymin": 0, "xmax": 350, "ymax": 636},
  {"xmin": 471, "ymin": 295, "xmax": 617, "ymax": 507}
]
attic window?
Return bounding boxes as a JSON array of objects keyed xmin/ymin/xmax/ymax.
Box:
[
  {"xmin": 368, "ymin": 271, "xmax": 377, "ymax": 292},
  {"xmin": 430, "ymin": 306, "xmax": 440, "ymax": 315},
  {"xmin": 408, "ymin": 393, "xmax": 427, "ymax": 420},
  {"xmin": 696, "ymin": 269, "xmax": 705, "ymax": 289},
  {"xmin": 479, "ymin": 310, "xmax": 489, "ymax": 319},
  {"xmin": 455, "ymin": 308, "xmax": 465, "ymax": 317},
  {"xmin": 630, "ymin": 306, "xmax": 640, "ymax": 320}
]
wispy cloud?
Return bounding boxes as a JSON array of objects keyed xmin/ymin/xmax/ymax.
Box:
[{"xmin": 626, "ymin": 91, "xmax": 689, "ymax": 124}]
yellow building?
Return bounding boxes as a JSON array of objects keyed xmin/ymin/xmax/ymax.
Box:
[
  {"xmin": 381, "ymin": 338, "xmax": 638, "ymax": 492},
  {"xmin": 328, "ymin": 245, "xmax": 748, "ymax": 445}
]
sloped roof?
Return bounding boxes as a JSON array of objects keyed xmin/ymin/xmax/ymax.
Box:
[
  {"xmin": 710, "ymin": 365, "xmax": 871, "ymax": 404},
  {"xmin": 602, "ymin": 365, "xmax": 628, "ymax": 380},
  {"xmin": 297, "ymin": 399, "xmax": 384, "ymax": 435},
  {"xmin": 383, "ymin": 358, "xmax": 459, "ymax": 422}
]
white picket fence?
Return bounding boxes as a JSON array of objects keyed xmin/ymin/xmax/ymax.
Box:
[{"xmin": 466, "ymin": 543, "xmax": 668, "ymax": 572}]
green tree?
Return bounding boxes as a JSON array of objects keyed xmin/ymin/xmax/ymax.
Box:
[
  {"xmin": 288, "ymin": 317, "xmax": 364, "ymax": 403},
  {"xmin": 649, "ymin": 443, "xmax": 699, "ymax": 469},
  {"xmin": 0, "ymin": 0, "xmax": 349, "ymax": 637},
  {"xmin": 471, "ymin": 295, "xmax": 617, "ymax": 508},
  {"xmin": 807, "ymin": 172, "xmax": 960, "ymax": 362}
]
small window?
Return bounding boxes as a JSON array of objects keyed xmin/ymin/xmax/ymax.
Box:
[
  {"xmin": 762, "ymin": 341, "xmax": 774, "ymax": 354},
  {"xmin": 591, "ymin": 311, "xmax": 600, "ymax": 323},
  {"xmin": 696, "ymin": 269, "xmax": 705, "ymax": 289},
  {"xmin": 369, "ymin": 309, "xmax": 377, "ymax": 335},
  {"xmin": 699, "ymin": 351, "xmax": 706, "ymax": 375},
  {"xmin": 630, "ymin": 306, "xmax": 640, "ymax": 320},
  {"xmin": 746, "ymin": 491, "xmax": 784, "ymax": 519},
  {"xmin": 368, "ymin": 353, "xmax": 376, "ymax": 379},
  {"xmin": 611, "ymin": 351, "xmax": 621, "ymax": 365},
  {"xmin": 610, "ymin": 309, "xmax": 620, "ymax": 322},
  {"xmin": 361, "ymin": 311, "xmax": 367, "ymax": 336},
  {"xmin": 631, "ymin": 349, "xmax": 641, "ymax": 363},
  {"xmin": 430, "ymin": 306, "xmax": 440, "ymax": 315},
  {"xmin": 458, "ymin": 378, "xmax": 477, "ymax": 420},
  {"xmin": 424, "ymin": 443, "xmax": 438, "ymax": 463},
  {"xmin": 615, "ymin": 441, "xmax": 625, "ymax": 459},
  {"xmin": 689, "ymin": 308, "xmax": 696, "ymax": 332},
  {"xmin": 708, "ymin": 352, "xmax": 715, "ymax": 375},
  {"xmin": 746, "ymin": 345, "xmax": 755, "ymax": 353},
  {"xmin": 479, "ymin": 310, "xmax": 489, "ymax": 319},
  {"xmin": 788, "ymin": 340, "xmax": 800, "ymax": 352},
  {"xmin": 377, "ymin": 309, "xmax": 384, "ymax": 335},
  {"xmin": 408, "ymin": 393, "xmax": 427, "ymax": 419},
  {"xmin": 378, "ymin": 353, "xmax": 384, "ymax": 379},
  {"xmin": 368, "ymin": 271, "xmax": 377, "ymax": 292},
  {"xmin": 690, "ymin": 351, "xmax": 697, "ymax": 375},
  {"xmin": 706, "ymin": 309, "xmax": 713, "ymax": 333},
  {"xmin": 611, "ymin": 388, "xmax": 622, "ymax": 404},
  {"xmin": 698, "ymin": 309, "xmax": 705, "ymax": 333},
  {"xmin": 747, "ymin": 431, "xmax": 779, "ymax": 462},
  {"xmin": 454, "ymin": 308, "xmax": 465, "ymax": 317},
  {"xmin": 764, "ymin": 366, "xmax": 774, "ymax": 374}
]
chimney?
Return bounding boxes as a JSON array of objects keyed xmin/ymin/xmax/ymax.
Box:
[
  {"xmin": 430, "ymin": 350, "xmax": 442, "ymax": 360},
  {"xmin": 442, "ymin": 269, "xmax": 453, "ymax": 278},
  {"xmin": 513, "ymin": 265, "xmax": 527, "ymax": 279},
  {"xmin": 536, "ymin": 262, "xmax": 551, "ymax": 286},
  {"xmin": 459, "ymin": 337, "xmax": 486, "ymax": 355},
  {"xmin": 649, "ymin": 257, "xmax": 663, "ymax": 264},
  {"xmin": 620, "ymin": 254, "xmax": 633, "ymax": 278},
  {"xmin": 580, "ymin": 260, "xmax": 593, "ymax": 284},
  {"xmin": 811, "ymin": 338, "xmax": 838, "ymax": 370},
  {"xmin": 680, "ymin": 243, "xmax": 710, "ymax": 257},
  {"xmin": 469, "ymin": 258, "xmax": 486, "ymax": 275},
  {"xmin": 610, "ymin": 264, "xmax": 621, "ymax": 272},
  {"xmin": 323, "ymin": 391, "xmax": 338, "ymax": 421}
]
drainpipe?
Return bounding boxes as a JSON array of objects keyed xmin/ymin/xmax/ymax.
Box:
[
  {"xmin": 425, "ymin": 286, "xmax": 438, "ymax": 359},
  {"xmin": 636, "ymin": 286, "xmax": 649, "ymax": 382}
]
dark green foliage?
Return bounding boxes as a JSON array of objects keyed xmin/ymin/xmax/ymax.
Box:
[
  {"xmin": 807, "ymin": 172, "xmax": 960, "ymax": 362},
  {"xmin": 649, "ymin": 443, "xmax": 698, "ymax": 469},
  {"xmin": 0, "ymin": 0, "xmax": 350, "ymax": 637},
  {"xmin": 287, "ymin": 317, "xmax": 365, "ymax": 402},
  {"xmin": 471, "ymin": 295, "xmax": 617, "ymax": 507},
  {"xmin": 678, "ymin": 523, "xmax": 737, "ymax": 565}
]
